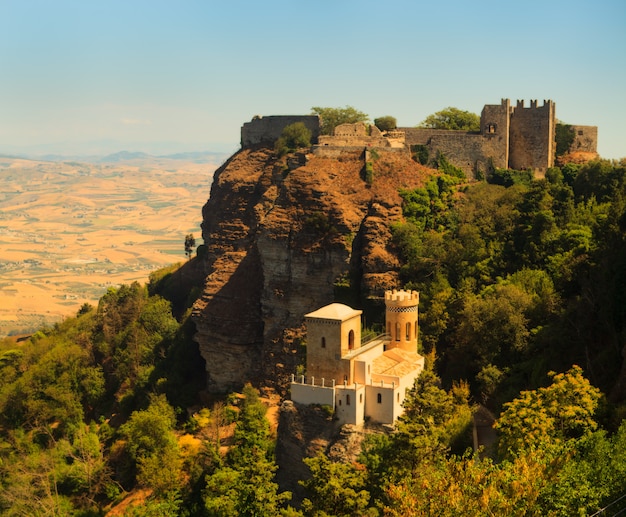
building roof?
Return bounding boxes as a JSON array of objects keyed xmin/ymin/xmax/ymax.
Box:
[
  {"xmin": 305, "ymin": 303, "xmax": 362, "ymax": 322},
  {"xmin": 371, "ymin": 349, "xmax": 424, "ymax": 379}
]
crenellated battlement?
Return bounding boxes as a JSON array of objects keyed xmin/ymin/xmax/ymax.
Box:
[{"xmin": 385, "ymin": 289, "xmax": 419, "ymax": 305}]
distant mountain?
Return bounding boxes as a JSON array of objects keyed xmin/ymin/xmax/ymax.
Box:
[
  {"xmin": 98, "ymin": 151, "xmax": 152, "ymax": 162},
  {"xmin": 0, "ymin": 150, "xmax": 230, "ymax": 165}
]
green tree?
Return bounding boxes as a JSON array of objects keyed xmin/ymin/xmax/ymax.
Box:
[
  {"xmin": 419, "ymin": 107, "xmax": 480, "ymax": 131},
  {"xmin": 311, "ymin": 106, "xmax": 369, "ymax": 135},
  {"xmin": 184, "ymin": 233, "xmax": 196, "ymax": 259},
  {"xmin": 495, "ymin": 365, "xmax": 601, "ymax": 458},
  {"xmin": 275, "ymin": 122, "xmax": 312, "ymax": 156},
  {"xmin": 373, "ymin": 116, "xmax": 397, "ymax": 131},
  {"xmin": 301, "ymin": 453, "xmax": 373, "ymax": 517}
]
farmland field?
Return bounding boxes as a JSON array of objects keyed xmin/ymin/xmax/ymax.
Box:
[{"xmin": 0, "ymin": 155, "xmax": 219, "ymax": 336}]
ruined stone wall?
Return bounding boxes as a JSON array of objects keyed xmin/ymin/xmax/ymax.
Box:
[
  {"xmin": 480, "ymin": 99, "xmax": 511, "ymax": 168},
  {"xmin": 241, "ymin": 115, "xmax": 320, "ymax": 147},
  {"xmin": 509, "ymin": 100, "xmax": 555, "ymax": 172},
  {"xmin": 569, "ymin": 125, "xmax": 598, "ymax": 153},
  {"xmin": 312, "ymin": 146, "xmax": 406, "ymax": 159},
  {"xmin": 401, "ymin": 128, "xmax": 505, "ymax": 177},
  {"xmin": 427, "ymin": 133, "xmax": 497, "ymax": 177}
]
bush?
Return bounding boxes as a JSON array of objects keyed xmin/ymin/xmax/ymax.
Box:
[
  {"xmin": 374, "ymin": 116, "xmax": 397, "ymax": 132},
  {"xmin": 275, "ymin": 122, "xmax": 312, "ymax": 156}
]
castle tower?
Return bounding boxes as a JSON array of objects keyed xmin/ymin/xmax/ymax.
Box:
[
  {"xmin": 509, "ymin": 99, "xmax": 556, "ymax": 175},
  {"xmin": 305, "ymin": 303, "xmax": 362, "ymax": 383},
  {"xmin": 385, "ymin": 289, "xmax": 419, "ymax": 352}
]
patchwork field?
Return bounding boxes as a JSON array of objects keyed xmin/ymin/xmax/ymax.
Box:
[{"xmin": 0, "ymin": 155, "xmax": 220, "ymax": 337}]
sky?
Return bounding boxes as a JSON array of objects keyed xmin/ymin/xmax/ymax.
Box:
[{"xmin": 1, "ymin": 0, "xmax": 624, "ymax": 159}]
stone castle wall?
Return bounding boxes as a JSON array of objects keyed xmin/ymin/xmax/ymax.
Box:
[
  {"xmin": 241, "ymin": 115, "xmax": 320, "ymax": 147},
  {"xmin": 240, "ymin": 100, "xmax": 597, "ymax": 178},
  {"xmin": 569, "ymin": 125, "xmax": 598, "ymax": 153}
]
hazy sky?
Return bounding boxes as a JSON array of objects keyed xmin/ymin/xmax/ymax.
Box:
[{"xmin": 1, "ymin": 0, "xmax": 624, "ymax": 158}]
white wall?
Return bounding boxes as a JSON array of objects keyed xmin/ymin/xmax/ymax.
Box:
[{"xmin": 290, "ymin": 383, "xmax": 335, "ymax": 407}]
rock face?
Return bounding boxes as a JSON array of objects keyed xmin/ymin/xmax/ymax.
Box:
[{"xmin": 192, "ymin": 145, "xmax": 431, "ymax": 394}]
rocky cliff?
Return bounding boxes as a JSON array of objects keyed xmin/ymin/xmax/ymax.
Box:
[{"xmin": 191, "ymin": 145, "xmax": 432, "ymax": 393}]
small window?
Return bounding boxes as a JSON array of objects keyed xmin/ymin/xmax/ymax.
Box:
[
  {"xmin": 348, "ymin": 330, "xmax": 355, "ymax": 350},
  {"xmin": 338, "ymin": 399, "xmax": 342, "ymax": 406},
  {"xmin": 359, "ymin": 393, "xmax": 363, "ymax": 403},
  {"xmin": 377, "ymin": 393, "xmax": 382, "ymax": 404},
  {"xmin": 321, "ymin": 337, "xmax": 326, "ymax": 348},
  {"xmin": 395, "ymin": 322, "xmax": 400, "ymax": 341},
  {"xmin": 406, "ymin": 322, "xmax": 411, "ymax": 341},
  {"xmin": 487, "ymin": 123, "xmax": 496, "ymax": 134},
  {"xmin": 397, "ymin": 393, "xmax": 400, "ymax": 403},
  {"xmin": 415, "ymin": 320, "xmax": 418, "ymax": 339},
  {"xmin": 346, "ymin": 394, "xmax": 351, "ymax": 406}
]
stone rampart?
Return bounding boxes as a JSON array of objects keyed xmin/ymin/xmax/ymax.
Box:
[
  {"xmin": 241, "ymin": 115, "xmax": 320, "ymax": 147},
  {"xmin": 569, "ymin": 125, "xmax": 598, "ymax": 153}
]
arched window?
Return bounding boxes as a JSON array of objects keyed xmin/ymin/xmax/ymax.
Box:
[
  {"xmin": 377, "ymin": 393, "xmax": 382, "ymax": 404},
  {"xmin": 321, "ymin": 337, "xmax": 326, "ymax": 348},
  {"xmin": 395, "ymin": 322, "xmax": 400, "ymax": 341},
  {"xmin": 346, "ymin": 394, "xmax": 351, "ymax": 406},
  {"xmin": 406, "ymin": 322, "xmax": 411, "ymax": 341},
  {"xmin": 348, "ymin": 330, "xmax": 355, "ymax": 350}
]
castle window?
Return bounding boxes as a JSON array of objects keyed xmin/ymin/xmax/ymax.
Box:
[
  {"xmin": 377, "ymin": 393, "xmax": 382, "ymax": 404},
  {"xmin": 395, "ymin": 323, "xmax": 400, "ymax": 341},
  {"xmin": 397, "ymin": 393, "xmax": 400, "ymax": 403},
  {"xmin": 359, "ymin": 393, "xmax": 363, "ymax": 403},
  {"xmin": 346, "ymin": 394, "xmax": 351, "ymax": 405},
  {"xmin": 415, "ymin": 320, "xmax": 418, "ymax": 339},
  {"xmin": 321, "ymin": 337, "xmax": 326, "ymax": 348},
  {"xmin": 487, "ymin": 123, "xmax": 496, "ymax": 134},
  {"xmin": 348, "ymin": 330, "xmax": 355, "ymax": 350},
  {"xmin": 406, "ymin": 322, "xmax": 411, "ymax": 341}
]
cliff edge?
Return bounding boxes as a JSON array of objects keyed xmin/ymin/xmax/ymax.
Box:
[{"xmin": 191, "ymin": 145, "xmax": 432, "ymax": 393}]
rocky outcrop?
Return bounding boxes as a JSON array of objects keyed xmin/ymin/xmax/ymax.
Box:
[{"xmin": 192, "ymin": 145, "xmax": 431, "ymax": 393}]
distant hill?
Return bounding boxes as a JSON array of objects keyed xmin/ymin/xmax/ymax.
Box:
[{"xmin": 98, "ymin": 150, "xmax": 152, "ymax": 162}]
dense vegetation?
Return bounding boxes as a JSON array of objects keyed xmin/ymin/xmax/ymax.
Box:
[{"xmin": 0, "ymin": 154, "xmax": 625, "ymax": 515}]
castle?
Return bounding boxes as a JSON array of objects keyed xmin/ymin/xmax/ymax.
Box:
[
  {"xmin": 290, "ymin": 289, "xmax": 424, "ymax": 426},
  {"xmin": 241, "ymin": 99, "xmax": 598, "ymax": 178}
]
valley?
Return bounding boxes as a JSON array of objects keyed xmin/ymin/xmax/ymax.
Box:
[{"xmin": 0, "ymin": 155, "xmax": 219, "ymax": 336}]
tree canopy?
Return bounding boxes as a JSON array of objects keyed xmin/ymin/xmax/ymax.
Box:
[
  {"xmin": 418, "ymin": 106, "xmax": 480, "ymax": 131},
  {"xmin": 275, "ymin": 122, "xmax": 312, "ymax": 156},
  {"xmin": 310, "ymin": 105, "xmax": 369, "ymax": 135},
  {"xmin": 374, "ymin": 116, "xmax": 397, "ymax": 132}
]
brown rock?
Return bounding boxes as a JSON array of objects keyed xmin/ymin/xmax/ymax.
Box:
[{"xmin": 192, "ymin": 145, "xmax": 432, "ymax": 393}]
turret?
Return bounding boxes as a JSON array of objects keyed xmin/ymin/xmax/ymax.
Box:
[{"xmin": 385, "ymin": 289, "xmax": 419, "ymax": 352}]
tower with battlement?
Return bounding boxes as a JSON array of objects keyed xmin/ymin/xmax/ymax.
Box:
[
  {"xmin": 509, "ymin": 99, "xmax": 556, "ymax": 175},
  {"xmin": 385, "ymin": 289, "xmax": 419, "ymax": 352}
]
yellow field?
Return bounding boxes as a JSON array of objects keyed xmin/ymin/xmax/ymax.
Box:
[{"xmin": 0, "ymin": 156, "xmax": 218, "ymax": 336}]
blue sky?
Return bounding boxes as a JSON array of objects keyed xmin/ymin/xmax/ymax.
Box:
[{"xmin": 1, "ymin": 0, "xmax": 624, "ymax": 158}]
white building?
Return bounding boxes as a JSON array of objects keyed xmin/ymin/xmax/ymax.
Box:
[{"xmin": 290, "ymin": 290, "xmax": 424, "ymax": 425}]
